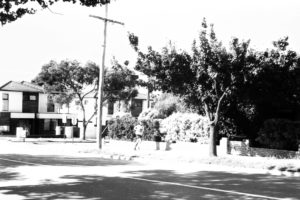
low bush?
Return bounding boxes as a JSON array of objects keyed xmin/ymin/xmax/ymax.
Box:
[
  {"xmin": 107, "ymin": 114, "xmax": 162, "ymax": 141},
  {"xmin": 138, "ymin": 108, "xmax": 162, "ymax": 121},
  {"xmin": 160, "ymin": 113, "xmax": 209, "ymax": 143},
  {"xmin": 139, "ymin": 119, "xmax": 161, "ymax": 141},
  {"xmin": 153, "ymin": 93, "xmax": 195, "ymax": 118},
  {"xmin": 107, "ymin": 115, "xmax": 137, "ymax": 141},
  {"xmin": 255, "ymin": 119, "xmax": 299, "ymax": 151}
]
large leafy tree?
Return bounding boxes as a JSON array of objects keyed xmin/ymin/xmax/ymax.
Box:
[
  {"xmin": 0, "ymin": 0, "xmax": 110, "ymax": 25},
  {"xmin": 129, "ymin": 34, "xmax": 162, "ymax": 108},
  {"xmin": 129, "ymin": 19, "xmax": 252, "ymax": 156},
  {"xmin": 232, "ymin": 37, "xmax": 300, "ymax": 141},
  {"xmin": 33, "ymin": 59, "xmax": 138, "ymax": 140}
]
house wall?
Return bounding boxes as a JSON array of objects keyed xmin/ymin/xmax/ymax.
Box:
[
  {"xmin": 0, "ymin": 91, "xmax": 22, "ymax": 112},
  {"xmin": 38, "ymin": 93, "xmax": 59, "ymax": 113},
  {"xmin": 38, "ymin": 93, "xmax": 48, "ymax": 113},
  {"xmin": 0, "ymin": 92, "xmax": 60, "ymax": 114},
  {"xmin": 65, "ymin": 97, "xmax": 148, "ymax": 139}
]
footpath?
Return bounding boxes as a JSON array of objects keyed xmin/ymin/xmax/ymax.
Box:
[{"xmin": 0, "ymin": 137, "xmax": 299, "ymax": 177}]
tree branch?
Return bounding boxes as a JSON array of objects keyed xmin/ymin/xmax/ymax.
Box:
[
  {"xmin": 213, "ymin": 88, "xmax": 228, "ymax": 124},
  {"xmin": 82, "ymin": 84, "xmax": 97, "ymax": 99},
  {"xmin": 47, "ymin": 7, "xmax": 63, "ymax": 15},
  {"xmin": 203, "ymin": 102, "xmax": 212, "ymax": 121},
  {"xmin": 85, "ymin": 111, "xmax": 96, "ymax": 127}
]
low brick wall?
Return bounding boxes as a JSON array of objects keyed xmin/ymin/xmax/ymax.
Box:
[
  {"xmin": 249, "ymin": 147, "xmax": 300, "ymax": 158},
  {"xmin": 220, "ymin": 138, "xmax": 300, "ymax": 158}
]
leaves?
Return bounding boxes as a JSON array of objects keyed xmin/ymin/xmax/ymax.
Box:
[{"xmin": 0, "ymin": 0, "xmax": 110, "ymax": 25}]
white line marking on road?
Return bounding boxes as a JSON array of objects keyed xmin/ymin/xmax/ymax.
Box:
[
  {"xmin": 0, "ymin": 157, "xmax": 46, "ymax": 166},
  {"xmin": 126, "ymin": 177, "xmax": 288, "ymax": 200}
]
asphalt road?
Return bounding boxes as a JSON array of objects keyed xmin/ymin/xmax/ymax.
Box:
[{"xmin": 0, "ymin": 154, "xmax": 299, "ymax": 200}]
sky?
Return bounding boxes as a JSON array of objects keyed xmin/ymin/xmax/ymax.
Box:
[{"xmin": 1, "ymin": 0, "xmax": 300, "ymax": 86}]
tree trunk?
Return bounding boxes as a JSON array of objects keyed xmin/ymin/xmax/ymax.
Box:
[
  {"xmin": 147, "ymin": 87, "xmax": 150, "ymax": 108},
  {"xmin": 209, "ymin": 124, "xmax": 217, "ymax": 157},
  {"xmin": 81, "ymin": 103, "xmax": 86, "ymax": 140},
  {"xmin": 82, "ymin": 122, "xmax": 87, "ymax": 140}
]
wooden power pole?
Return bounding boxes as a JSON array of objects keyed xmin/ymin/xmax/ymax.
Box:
[{"xmin": 90, "ymin": 5, "xmax": 124, "ymax": 149}]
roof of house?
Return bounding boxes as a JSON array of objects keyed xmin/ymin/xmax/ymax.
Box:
[{"xmin": 0, "ymin": 81, "xmax": 44, "ymax": 93}]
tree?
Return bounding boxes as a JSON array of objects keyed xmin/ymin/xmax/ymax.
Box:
[
  {"xmin": 33, "ymin": 59, "xmax": 138, "ymax": 140},
  {"xmin": 129, "ymin": 19, "xmax": 251, "ymax": 156},
  {"xmin": 0, "ymin": 0, "xmax": 110, "ymax": 25},
  {"xmin": 235, "ymin": 37, "xmax": 300, "ymax": 141},
  {"xmin": 129, "ymin": 34, "xmax": 161, "ymax": 108}
]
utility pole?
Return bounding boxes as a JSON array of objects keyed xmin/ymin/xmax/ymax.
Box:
[{"xmin": 90, "ymin": 5, "xmax": 124, "ymax": 149}]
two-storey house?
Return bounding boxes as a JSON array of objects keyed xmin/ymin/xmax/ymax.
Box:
[
  {"xmin": 62, "ymin": 91, "xmax": 151, "ymax": 139},
  {"xmin": 0, "ymin": 81, "xmax": 77, "ymax": 137}
]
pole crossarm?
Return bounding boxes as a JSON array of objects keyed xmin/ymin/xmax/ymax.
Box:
[{"xmin": 89, "ymin": 15, "xmax": 125, "ymax": 26}]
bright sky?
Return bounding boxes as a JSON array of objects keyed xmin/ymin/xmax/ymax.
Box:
[{"xmin": 1, "ymin": 0, "xmax": 300, "ymax": 86}]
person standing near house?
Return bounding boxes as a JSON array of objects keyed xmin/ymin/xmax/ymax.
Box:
[{"xmin": 133, "ymin": 121, "xmax": 144, "ymax": 150}]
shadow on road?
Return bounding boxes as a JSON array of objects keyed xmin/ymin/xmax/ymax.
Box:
[
  {"xmin": 0, "ymin": 168, "xmax": 299, "ymax": 200},
  {"xmin": 0, "ymin": 154, "xmax": 132, "ymax": 168}
]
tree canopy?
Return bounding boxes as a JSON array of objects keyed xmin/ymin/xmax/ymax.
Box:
[
  {"xmin": 0, "ymin": 0, "xmax": 110, "ymax": 25},
  {"xmin": 129, "ymin": 19, "xmax": 254, "ymax": 156},
  {"xmin": 33, "ymin": 59, "xmax": 138, "ymax": 139},
  {"xmin": 222, "ymin": 37, "xmax": 300, "ymax": 142}
]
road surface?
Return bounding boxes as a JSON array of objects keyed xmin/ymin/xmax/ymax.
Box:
[{"xmin": 0, "ymin": 153, "xmax": 299, "ymax": 200}]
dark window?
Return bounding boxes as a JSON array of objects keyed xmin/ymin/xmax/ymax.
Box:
[
  {"xmin": 2, "ymin": 93, "xmax": 9, "ymax": 111},
  {"xmin": 44, "ymin": 119, "xmax": 57, "ymax": 131},
  {"xmin": 2, "ymin": 93, "xmax": 8, "ymax": 100},
  {"xmin": 23, "ymin": 94, "xmax": 37, "ymax": 101},
  {"xmin": 108, "ymin": 102, "xmax": 114, "ymax": 115},
  {"xmin": 75, "ymin": 100, "xmax": 80, "ymax": 105},
  {"xmin": 23, "ymin": 92, "xmax": 38, "ymax": 113}
]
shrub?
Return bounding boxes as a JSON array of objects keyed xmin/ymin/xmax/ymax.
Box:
[
  {"xmin": 138, "ymin": 108, "xmax": 162, "ymax": 120},
  {"xmin": 153, "ymin": 93, "xmax": 194, "ymax": 118},
  {"xmin": 107, "ymin": 115, "xmax": 137, "ymax": 141},
  {"xmin": 255, "ymin": 119, "xmax": 299, "ymax": 151},
  {"xmin": 160, "ymin": 113, "xmax": 209, "ymax": 143},
  {"xmin": 139, "ymin": 119, "xmax": 161, "ymax": 141},
  {"xmin": 107, "ymin": 114, "xmax": 162, "ymax": 141}
]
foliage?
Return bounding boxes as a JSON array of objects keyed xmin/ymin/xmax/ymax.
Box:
[
  {"xmin": 129, "ymin": 18, "xmax": 251, "ymax": 156},
  {"xmin": 129, "ymin": 32, "xmax": 162, "ymax": 108},
  {"xmin": 255, "ymin": 119, "xmax": 299, "ymax": 151},
  {"xmin": 223, "ymin": 37, "xmax": 300, "ymax": 141},
  {"xmin": 107, "ymin": 115, "xmax": 160, "ymax": 141},
  {"xmin": 107, "ymin": 114, "xmax": 137, "ymax": 141},
  {"xmin": 33, "ymin": 59, "xmax": 138, "ymax": 139},
  {"xmin": 33, "ymin": 60, "xmax": 99, "ymax": 139},
  {"xmin": 138, "ymin": 108, "xmax": 162, "ymax": 121},
  {"xmin": 33, "ymin": 60, "xmax": 99, "ymax": 105},
  {"xmin": 0, "ymin": 0, "xmax": 110, "ymax": 25},
  {"xmin": 140, "ymin": 119, "xmax": 161, "ymax": 141},
  {"xmin": 160, "ymin": 113, "xmax": 210, "ymax": 143},
  {"xmin": 153, "ymin": 93, "xmax": 193, "ymax": 118},
  {"xmin": 104, "ymin": 59, "xmax": 138, "ymax": 103}
]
